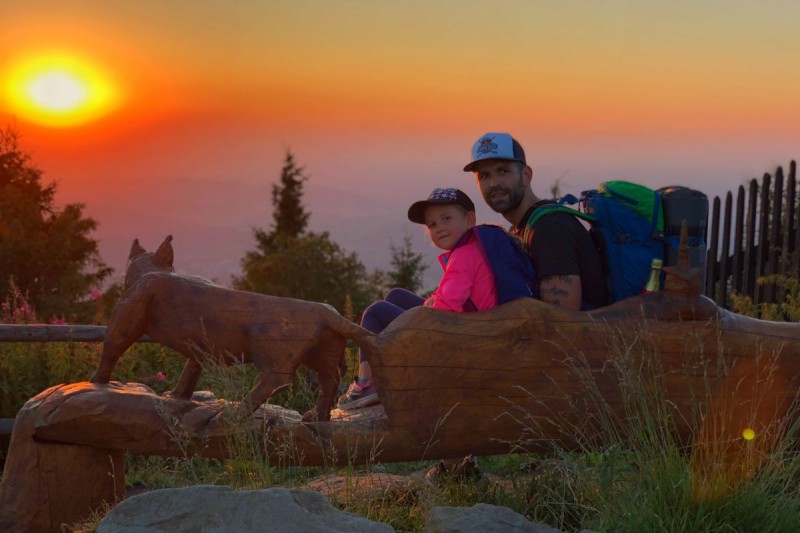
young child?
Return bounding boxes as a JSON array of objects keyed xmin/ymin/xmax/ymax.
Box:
[{"xmin": 337, "ymin": 187, "xmax": 498, "ymax": 410}]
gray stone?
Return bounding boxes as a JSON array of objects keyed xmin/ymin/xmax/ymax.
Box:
[
  {"xmin": 424, "ymin": 503, "xmax": 562, "ymax": 533},
  {"xmin": 98, "ymin": 485, "xmax": 394, "ymax": 532}
]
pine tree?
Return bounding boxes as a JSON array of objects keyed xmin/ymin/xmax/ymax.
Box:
[
  {"xmin": 386, "ymin": 234, "xmax": 429, "ymax": 293},
  {"xmin": 270, "ymin": 150, "xmax": 310, "ymax": 240},
  {"xmin": 235, "ymin": 150, "xmax": 381, "ymax": 314},
  {"xmin": 0, "ymin": 126, "xmax": 112, "ymax": 322}
]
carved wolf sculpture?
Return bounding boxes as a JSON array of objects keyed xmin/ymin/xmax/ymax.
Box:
[{"xmin": 90, "ymin": 235, "xmax": 369, "ymax": 421}]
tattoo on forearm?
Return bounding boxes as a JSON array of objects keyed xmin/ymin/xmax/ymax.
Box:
[
  {"xmin": 539, "ymin": 274, "xmax": 582, "ymax": 311},
  {"xmin": 539, "ymin": 275, "xmax": 573, "ymax": 307},
  {"xmin": 541, "ymin": 286, "xmax": 569, "ymax": 298}
]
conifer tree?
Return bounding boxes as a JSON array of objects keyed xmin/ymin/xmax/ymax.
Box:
[
  {"xmin": 386, "ymin": 234, "xmax": 429, "ymax": 294},
  {"xmin": 0, "ymin": 126, "xmax": 111, "ymax": 322},
  {"xmin": 235, "ymin": 150, "xmax": 381, "ymax": 314},
  {"xmin": 270, "ymin": 150, "xmax": 309, "ymax": 240}
]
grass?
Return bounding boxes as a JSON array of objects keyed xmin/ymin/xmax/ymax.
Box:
[{"xmin": 3, "ymin": 285, "xmax": 800, "ymax": 532}]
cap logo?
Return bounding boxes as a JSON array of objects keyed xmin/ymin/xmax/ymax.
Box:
[
  {"xmin": 429, "ymin": 188, "xmax": 459, "ymax": 201},
  {"xmin": 475, "ymin": 136, "xmax": 499, "ymax": 156}
]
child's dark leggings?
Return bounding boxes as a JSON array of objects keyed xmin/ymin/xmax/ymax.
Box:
[{"xmin": 359, "ymin": 288, "xmax": 424, "ymax": 363}]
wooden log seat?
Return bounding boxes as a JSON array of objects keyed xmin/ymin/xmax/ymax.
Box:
[{"xmin": 2, "ymin": 292, "xmax": 799, "ymax": 530}]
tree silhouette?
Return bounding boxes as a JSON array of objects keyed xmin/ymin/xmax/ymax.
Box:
[
  {"xmin": 386, "ymin": 234, "xmax": 429, "ymax": 293},
  {"xmin": 0, "ymin": 126, "xmax": 112, "ymax": 322},
  {"xmin": 235, "ymin": 150, "xmax": 381, "ymax": 314},
  {"xmin": 269, "ymin": 150, "xmax": 310, "ymax": 241}
]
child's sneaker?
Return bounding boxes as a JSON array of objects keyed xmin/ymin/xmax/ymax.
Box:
[{"xmin": 337, "ymin": 377, "xmax": 380, "ymax": 410}]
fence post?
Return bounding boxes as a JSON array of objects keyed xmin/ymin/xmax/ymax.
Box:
[
  {"xmin": 743, "ymin": 179, "xmax": 759, "ymax": 302},
  {"xmin": 765, "ymin": 167, "xmax": 784, "ymax": 304},
  {"xmin": 719, "ymin": 192, "xmax": 733, "ymax": 307},
  {"xmin": 706, "ymin": 196, "xmax": 721, "ymax": 300},
  {"xmin": 732, "ymin": 185, "xmax": 745, "ymax": 296},
  {"xmin": 754, "ymin": 173, "xmax": 772, "ymax": 305}
]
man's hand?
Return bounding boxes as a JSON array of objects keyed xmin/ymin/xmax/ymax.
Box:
[{"xmin": 538, "ymin": 275, "xmax": 582, "ymax": 311}]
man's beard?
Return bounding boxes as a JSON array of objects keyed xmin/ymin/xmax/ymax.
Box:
[{"xmin": 485, "ymin": 176, "xmax": 525, "ymax": 214}]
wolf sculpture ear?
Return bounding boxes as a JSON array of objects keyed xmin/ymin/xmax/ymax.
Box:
[
  {"xmin": 129, "ymin": 239, "xmax": 146, "ymax": 259},
  {"xmin": 154, "ymin": 235, "xmax": 174, "ymax": 268}
]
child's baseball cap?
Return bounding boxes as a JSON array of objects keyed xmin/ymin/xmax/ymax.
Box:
[
  {"xmin": 463, "ymin": 132, "xmax": 526, "ymax": 172},
  {"xmin": 408, "ymin": 187, "xmax": 476, "ymax": 224}
]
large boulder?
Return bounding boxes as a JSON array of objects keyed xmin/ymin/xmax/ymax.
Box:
[
  {"xmin": 98, "ymin": 485, "xmax": 393, "ymax": 532},
  {"xmin": 424, "ymin": 503, "xmax": 560, "ymax": 533}
]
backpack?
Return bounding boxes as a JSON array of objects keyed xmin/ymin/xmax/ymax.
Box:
[
  {"xmin": 456, "ymin": 224, "xmax": 538, "ymax": 307},
  {"xmin": 525, "ymin": 181, "xmax": 665, "ymax": 304}
]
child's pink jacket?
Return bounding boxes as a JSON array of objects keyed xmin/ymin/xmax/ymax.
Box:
[{"xmin": 424, "ymin": 231, "xmax": 498, "ymax": 312}]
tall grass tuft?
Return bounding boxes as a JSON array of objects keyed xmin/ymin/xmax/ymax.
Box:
[{"xmin": 501, "ymin": 319, "xmax": 800, "ymax": 532}]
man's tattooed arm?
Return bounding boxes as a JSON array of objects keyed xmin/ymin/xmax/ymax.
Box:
[{"xmin": 538, "ymin": 275, "xmax": 582, "ymax": 311}]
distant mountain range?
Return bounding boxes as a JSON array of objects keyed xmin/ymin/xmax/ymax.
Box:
[{"xmin": 74, "ymin": 177, "xmax": 449, "ymax": 292}]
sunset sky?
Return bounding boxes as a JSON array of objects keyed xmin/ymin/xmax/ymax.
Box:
[{"xmin": 2, "ymin": 1, "xmax": 799, "ymax": 288}]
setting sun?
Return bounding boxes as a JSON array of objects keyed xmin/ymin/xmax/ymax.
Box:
[{"xmin": 3, "ymin": 52, "xmax": 122, "ymax": 128}]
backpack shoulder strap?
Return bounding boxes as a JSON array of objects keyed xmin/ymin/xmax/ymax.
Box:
[
  {"xmin": 521, "ymin": 200, "xmax": 595, "ymax": 250},
  {"xmin": 526, "ymin": 204, "xmax": 595, "ymax": 227},
  {"xmin": 473, "ymin": 224, "xmax": 538, "ymax": 302}
]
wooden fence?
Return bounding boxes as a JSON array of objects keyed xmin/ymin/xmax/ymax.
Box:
[{"xmin": 705, "ymin": 160, "xmax": 798, "ymax": 309}]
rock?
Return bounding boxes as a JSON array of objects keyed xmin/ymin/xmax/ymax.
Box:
[
  {"xmin": 424, "ymin": 503, "xmax": 561, "ymax": 533},
  {"xmin": 98, "ymin": 485, "xmax": 394, "ymax": 532}
]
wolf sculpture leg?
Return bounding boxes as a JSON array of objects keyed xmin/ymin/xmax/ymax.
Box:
[
  {"xmin": 171, "ymin": 359, "xmax": 203, "ymax": 399},
  {"xmin": 90, "ymin": 294, "xmax": 151, "ymax": 383}
]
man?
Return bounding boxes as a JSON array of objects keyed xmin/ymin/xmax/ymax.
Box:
[{"xmin": 464, "ymin": 132, "xmax": 607, "ymax": 310}]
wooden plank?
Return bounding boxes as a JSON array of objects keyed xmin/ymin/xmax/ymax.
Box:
[
  {"xmin": 765, "ymin": 167, "xmax": 783, "ymax": 304},
  {"xmin": 754, "ymin": 173, "xmax": 771, "ymax": 304},
  {"xmin": 706, "ymin": 195, "xmax": 721, "ymax": 301},
  {"xmin": 732, "ymin": 185, "xmax": 746, "ymax": 295},
  {"xmin": 743, "ymin": 179, "xmax": 759, "ymax": 301},
  {"xmin": 719, "ymin": 192, "xmax": 733, "ymax": 307},
  {"xmin": 0, "ymin": 325, "xmax": 153, "ymax": 343}
]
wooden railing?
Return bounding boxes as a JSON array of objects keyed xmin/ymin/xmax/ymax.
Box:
[
  {"xmin": 0, "ymin": 324, "xmax": 120, "ymax": 343},
  {"xmin": 0, "ymin": 326, "xmax": 152, "ymax": 447},
  {"xmin": 705, "ymin": 160, "xmax": 798, "ymax": 309}
]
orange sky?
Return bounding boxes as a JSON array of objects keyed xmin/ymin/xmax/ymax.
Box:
[{"xmin": 2, "ymin": 1, "xmax": 799, "ymax": 287}]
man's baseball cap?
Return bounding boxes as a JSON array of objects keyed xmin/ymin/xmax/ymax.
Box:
[
  {"xmin": 463, "ymin": 132, "xmax": 526, "ymax": 172},
  {"xmin": 408, "ymin": 187, "xmax": 476, "ymax": 224}
]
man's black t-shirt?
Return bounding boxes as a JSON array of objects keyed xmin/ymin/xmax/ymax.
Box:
[{"xmin": 514, "ymin": 201, "xmax": 608, "ymax": 309}]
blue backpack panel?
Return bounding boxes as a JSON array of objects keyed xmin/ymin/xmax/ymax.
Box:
[
  {"xmin": 527, "ymin": 181, "xmax": 665, "ymax": 304},
  {"xmin": 583, "ymin": 182, "xmax": 665, "ymax": 302}
]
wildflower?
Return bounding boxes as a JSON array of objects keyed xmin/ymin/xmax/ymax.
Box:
[
  {"xmin": 90, "ymin": 289, "xmax": 103, "ymax": 301},
  {"xmin": 155, "ymin": 371, "xmax": 166, "ymax": 382}
]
